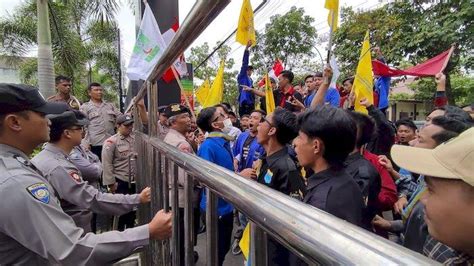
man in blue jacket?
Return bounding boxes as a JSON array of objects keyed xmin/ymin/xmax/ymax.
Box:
[
  {"xmin": 196, "ymin": 106, "xmax": 235, "ymax": 266},
  {"xmin": 238, "ymin": 41, "xmax": 255, "ymax": 117}
]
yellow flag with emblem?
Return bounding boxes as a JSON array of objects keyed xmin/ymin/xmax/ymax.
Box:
[
  {"xmin": 195, "ymin": 78, "xmax": 210, "ymax": 105},
  {"xmin": 325, "ymin": 0, "xmax": 339, "ymax": 33},
  {"xmin": 236, "ymin": 0, "xmax": 256, "ymax": 46},
  {"xmin": 202, "ymin": 60, "xmax": 225, "ymax": 107},
  {"xmin": 264, "ymin": 73, "xmax": 276, "ymax": 114},
  {"xmin": 353, "ymin": 31, "xmax": 374, "ymax": 114},
  {"xmin": 239, "ymin": 223, "xmax": 250, "ymax": 261}
]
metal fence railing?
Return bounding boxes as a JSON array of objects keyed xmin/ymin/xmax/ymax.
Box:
[{"xmin": 130, "ymin": 0, "xmax": 437, "ymax": 265}]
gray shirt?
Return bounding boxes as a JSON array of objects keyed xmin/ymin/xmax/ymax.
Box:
[
  {"xmin": 0, "ymin": 144, "xmax": 149, "ymax": 265},
  {"xmin": 70, "ymin": 145, "xmax": 102, "ymax": 188},
  {"xmin": 32, "ymin": 143, "xmax": 141, "ymax": 233},
  {"xmin": 102, "ymin": 133, "xmax": 136, "ymax": 185},
  {"xmin": 80, "ymin": 100, "xmax": 122, "ymax": 146}
]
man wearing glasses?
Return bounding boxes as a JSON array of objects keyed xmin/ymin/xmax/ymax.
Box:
[{"xmin": 32, "ymin": 110, "xmax": 151, "ymax": 233}]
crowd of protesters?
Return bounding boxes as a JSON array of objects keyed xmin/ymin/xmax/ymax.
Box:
[{"xmin": 0, "ymin": 42, "xmax": 473, "ymax": 265}]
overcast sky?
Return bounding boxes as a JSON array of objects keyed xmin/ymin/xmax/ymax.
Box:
[{"xmin": 1, "ymin": 0, "xmax": 384, "ymax": 75}]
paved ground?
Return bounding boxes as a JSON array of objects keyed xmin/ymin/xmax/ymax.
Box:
[{"xmin": 195, "ymin": 229, "xmax": 244, "ymax": 266}]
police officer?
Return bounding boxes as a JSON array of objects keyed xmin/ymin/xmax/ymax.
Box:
[
  {"xmin": 80, "ymin": 82, "xmax": 122, "ymax": 159},
  {"xmin": 0, "ymin": 83, "xmax": 172, "ymax": 265},
  {"xmin": 32, "ymin": 110, "xmax": 152, "ymax": 234},
  {"xmin": 47, "ymin": 75, "xmax": 81, "ymax": 110},
  {"xmin": 158, "ymin": 105, "xmax": 170, "ymax": 140},
  {"xmin": 163, "ymin": 104, "xmax": 201, "ymax": 264},
  {"xmin": 102, "ymin": 114, "xmax": 138, "ymax": 230}
]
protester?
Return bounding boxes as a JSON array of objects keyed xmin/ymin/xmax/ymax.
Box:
[
  {"xmin": 47, "ymin": 75, "xmax": 81, "ymax": 110},
  {"xmin": 101, "ymin": 114, "xmax": 138, "ymax": 231},
  {"xmin": 196, "ymin": 107, "xmax": 235, "ymax": 266},
  {"xmin": 80, "ymin": 82, "xmax": 122, "ymax": 159},
  {"xmin": 391, "ymin": 127, "xmax": 474, "ymax": 262},
  {"xmin": 340, "ymin": 77, "xmax": 354, "ymax": 109},
  {"xmin": 240, "ymin": 114, "xmax": 250, "ymax": 131},
  {"xmin": 237, "ymin": 41, "xmax": 255, "ymax": 117},
  {"xmin": 32, "ymin": 110, "xmax": 151, "ymax": 234},
  {"xmin": 374, "ymin": 115, "xmax": 469, "ymax": 253},
  {"xmin": 0, "ymin": 83, "xmax": 172, "ymax": 265},
  {"xmin": 256, "ymin": 107, "xmax": 306, "ymax": 265},
  {"xmin": 214, "ymin": 104, "xmax": 242, "ymax": 147},
  {"xmin": 395, "ymin": 118, "xmax": 417, "ymax": 145},
  {"xmin": 294, "ymin": 106, "xmax": 364, "ymax": 226},
  {"xmin": 231, "ymin": 109, "xmax": 266, "ymax": 255},
  {"xmin": 163, "ymin": 104, "xmax": 200, "ymax": 264},
  {"xmin": 373, "ymin": 47, "xmax": 391, "ymax": 114}
]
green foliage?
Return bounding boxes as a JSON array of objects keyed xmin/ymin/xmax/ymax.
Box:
[
  {"xmin": 334, "ymin": 1, "xmax": 473, "ymax": 103},
  {"xmin": 0, "ymin": 0, "xmax": 121, "ymax": 106},
  {"xmin": 188, "ymin": 42, "xmax": 238, "ymax": 109},
  {"xmin": 409, "ymin": 74, "xmax": 474, "ymax": 106},
  {"xmin": 251, "ymin": 6, "xmax": 318, "ymax": 73},
  {"xmin": 389, "ymin": 92, "xmax": 412, "ymax": 101}
]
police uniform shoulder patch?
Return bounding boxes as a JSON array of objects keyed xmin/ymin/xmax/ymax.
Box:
[
  {"xmin": 26, "ymin": 183, "xmax": 50, "ymax": 204},
  {"xmin": 69, "ymin": 171, "xmax": 81, "ymax": 182}
]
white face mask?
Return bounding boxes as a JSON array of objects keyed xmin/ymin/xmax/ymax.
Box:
[{"xmin": 222, "ymin": 118, "xmax": 233, "ymax": 134}]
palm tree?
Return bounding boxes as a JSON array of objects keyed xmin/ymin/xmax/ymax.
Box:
[
  {"xmin": 0, "ymin": 0, "xmax": 122, "ymax": 101},
  {"xmin": 37, "ymin": 0, "xmax": 55, "ymax": 97}
]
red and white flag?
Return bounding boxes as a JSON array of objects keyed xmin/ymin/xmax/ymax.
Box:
[
  {"xmin": 161, "ymin": 19, "xmax": 188, "ymax": 82},
  {"xmin": 258, "ymin": 59, "xmax": 284, "ymax": 87}
]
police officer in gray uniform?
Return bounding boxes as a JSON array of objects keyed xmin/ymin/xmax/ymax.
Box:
[
  {"xmin": 0, "ymin": 83, "xmax": 172, "ymax": 265},
  {"xmin": 32, "ymin": 110, "xmax": 152, "ymax": 233},
  {"xmin": 70, "ymin": 143, "xmax": 102, "ymax": 189}
]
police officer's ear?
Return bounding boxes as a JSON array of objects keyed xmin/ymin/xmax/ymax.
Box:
[{"xmin": 1, "ymin": 112, "xmax": 29, "ymax": 133}]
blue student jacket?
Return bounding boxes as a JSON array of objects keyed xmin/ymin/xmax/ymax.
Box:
[
  {"xmin": 304, "ymin": 87, "xmax": 341, "ymax": 108},
  {"xmin": 232, "ymin": 131, "xmax": 264, "ymax": 172},
  {"xmin": 237, "ymin": 50, "xmax": 254, "ymax": 106},
  {"xmin": 376, "ymin": 76, "xmax": 391, "ymax": 110},
  {"xmin": 197, "ymin": 134, "xmax": 234, "ymax": 216}
]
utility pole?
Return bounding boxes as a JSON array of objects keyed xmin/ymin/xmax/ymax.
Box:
[{"xmin": 117, "ymin": 28, "xmax": 124, "ymax": 112}]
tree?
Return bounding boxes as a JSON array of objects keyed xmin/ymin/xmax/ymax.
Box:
[
  {"xmin": 333, "ymin": 1, "xmax": 474, "ymax": 104},
  {"xmin": 251, "ymin": 6, "xmax": 318, "ymax": 73},
  {"xmin": 37, "ymin": 0, "xmax": 55, "ymax": 97},
  {"xmin": 0, "ymin": 0, "xmax": 121, "ymax": 103},
  {"xmin": 188, "ymin": 42, "xmax": 238, "ymax": 108}
]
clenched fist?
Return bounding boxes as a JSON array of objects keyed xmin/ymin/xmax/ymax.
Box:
[{"xmin": 149, "ymin": 210, "xmax": 172, "ymax": 240}]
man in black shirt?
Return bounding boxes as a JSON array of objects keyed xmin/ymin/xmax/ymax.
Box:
[
  {"xmin": 294, "ymin": 106, "xmax": 364, "ymax": 226},
  {"xmin": 255, "ymin": 107, "xmax": 305, "ymax": 265},
  {"xmin": 345, "ymin": 111, "xmax": 382, "ymax": 230}
]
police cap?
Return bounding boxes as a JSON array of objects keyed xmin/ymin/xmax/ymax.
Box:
[
  {"xmin": 117, "ymin": 114, "xmax": 134, "ymax": 125},
  {"xmin": 48, "ymin": 110, "xmax": 89, "ymax": 129},
  {"xmin": 0, "ymin": 83, "xmax": 68, "ymax": 114},
  {"xmin": 164, "ymin": 104, "xmax": 190, "ymax": 118}
]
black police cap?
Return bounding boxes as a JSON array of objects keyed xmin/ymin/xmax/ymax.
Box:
[
  {"xmin": 116, "ymin": 114, "xmax": 134, "ymax": 125},
  {"xmin": 47, "ymin": 111, "xmax": 89, "ymax": 129},
  {"xmin": 0, "ymin": 83, "xmax": 69, "ymax": 114},
  {"xmin": 164, "ymin": 104, "xmax": 190, "ymax": 118}
]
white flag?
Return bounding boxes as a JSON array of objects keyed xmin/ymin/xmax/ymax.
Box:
[
  {"xmin": 126, "ymin": 5, "xmax": 167, "ymax": 81},
  {"xmin": 329, "ymin": 55, "xmax": 340, "ymax": 88}
]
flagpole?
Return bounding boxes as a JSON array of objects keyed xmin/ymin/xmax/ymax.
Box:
[
  {"xmin": 171, "ymin": 66, "xmax": 196, "ymax": 120},
  {"xmin": 326, "ymin": 9, "xmax": 336, "ymax": 64}
]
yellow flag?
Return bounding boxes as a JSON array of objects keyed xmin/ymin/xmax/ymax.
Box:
[
  {"xmin": 202, "ymin": 60, "xmax": 225, "ymax": 107},
  {"xmin": 353, "ymin": 31, "xmax": 374, "ymax": 114},
  {"xmin": 264, "ymin": 73, "xmax": 276, "ymax": 114},
  {"xmin": 195, "ymin": 79, "xmax": 210, "ymax": 105},
  {"xmin": 236, "ymin": 0, "xmax": 256, "ymax": 46},
  {"xmin": 325, "ymin": 0, "xmax": 339, "ymax": 32},
  {"xmin": 239, "ymin": 224, "xmax": 250, "ymax": 260}
]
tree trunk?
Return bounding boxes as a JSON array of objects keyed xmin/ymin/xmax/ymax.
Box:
[{"xmin": 37, "ymin": 0, "xmax": 55, "ymax": 98}]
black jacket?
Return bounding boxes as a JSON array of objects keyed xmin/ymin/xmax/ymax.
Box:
[
  {"xmin": 344, "ymin": 153, "xmax": 382, "ymax": 230},
  {"xmin": 304, "ymin": 168, "xmax": 364, "ymax": 227}
]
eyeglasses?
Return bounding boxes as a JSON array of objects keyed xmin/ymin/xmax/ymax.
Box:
[
  {"xmin": 260, "ymin": 117, "xmax": 274, "ymax": 127},
  {"xmin": 68, "ymin": 126, "xmax": 84, "ymax": 131},
  {"xmin": 212, "ymin": 113, "xmax": 226, "ymax": 122}
]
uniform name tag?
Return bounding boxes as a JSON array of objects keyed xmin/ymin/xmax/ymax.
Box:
[{"xmin": 26, "ymin": 183, "xmax": 50, "ymax": 204}]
